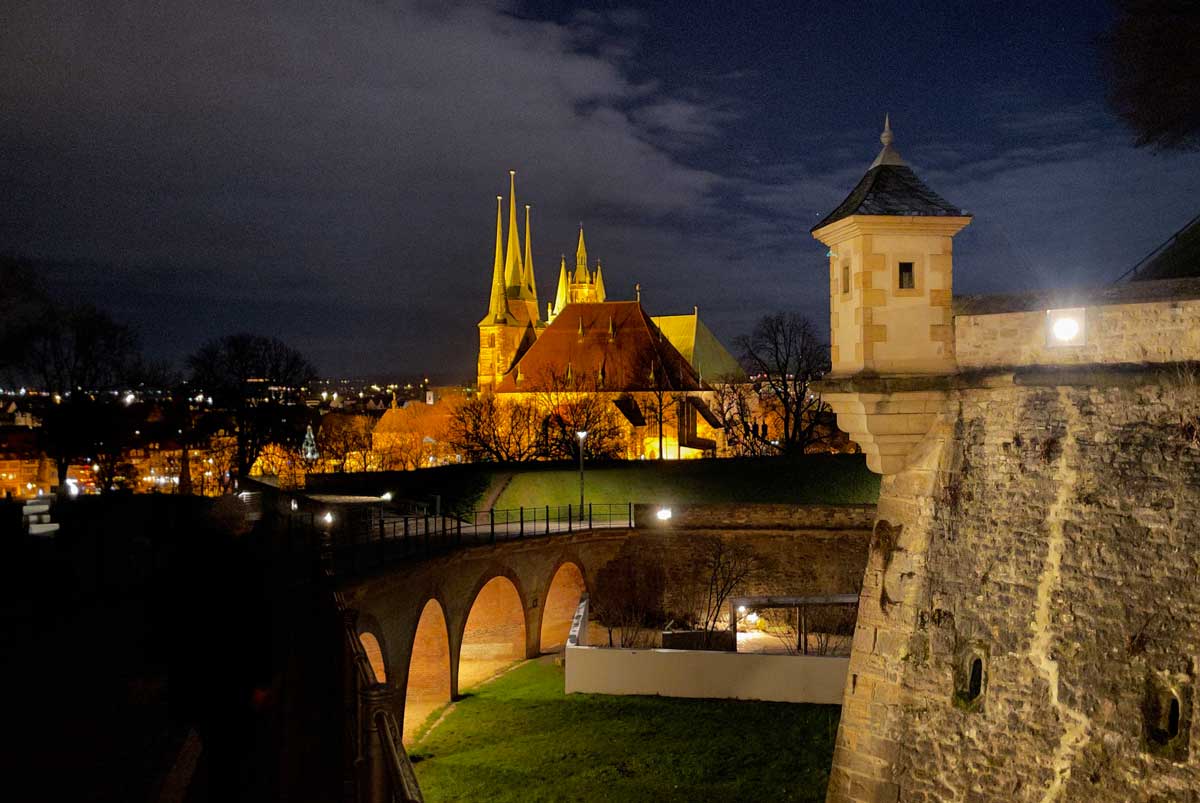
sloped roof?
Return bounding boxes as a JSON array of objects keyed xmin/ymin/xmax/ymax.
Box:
[
  {"xmin": 1129, "ymin": 212, "xmax": 1200, "ymax": 282},
  {"xmin": 653, "ymin": 312, "xmax": 744, "ymax": 381},
  {"xmin": 812, "ymin": 163, "xmax": 969, "ymax": 233},
  {"xmin": 495, "ymin": 301, "xmax": 704, "ymax": 393}
]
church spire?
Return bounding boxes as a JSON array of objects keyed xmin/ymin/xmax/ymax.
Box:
[
  {"xmin": 553, "ymin": 254, "xmax": 569, "ymax": 319},
  {"xmin": 504, "ymin": 171, "xmax": 522, "ymax": 292},
  {"xmin": 594, "ymin": 259, "xmax": 606, "ymax": 302},
  {"xmin": 485, "ymin": 194, "xmax": 508, "ymax": 321},
  {"xmin": 522, "ymin": 204, "xmax": 539, "ymax": 314},
  {"xmin": 575, "ymin": 224, "xmax": 588, "ymax": 281}
]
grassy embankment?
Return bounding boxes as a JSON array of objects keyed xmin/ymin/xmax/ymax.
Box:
[
  {"xmin": 493, "ymin": 453, "xmax": 879, "ymax": 509},
  {"xmin": 325, "ymin": 454, "xmax": 878, "ymax": 514},
  {"xmin": 410, "ymin": 660, "xmax": 839, "ymax": 803}
]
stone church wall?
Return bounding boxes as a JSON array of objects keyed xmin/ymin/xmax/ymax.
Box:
[{"xmin": 828, "ymin": 371, "xmax": 1200, "ymax": 802}]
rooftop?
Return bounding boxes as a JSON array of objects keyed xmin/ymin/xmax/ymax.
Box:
[{"xmin": 812, "ymin": 117, "xmax": 969, "ymax": 233}]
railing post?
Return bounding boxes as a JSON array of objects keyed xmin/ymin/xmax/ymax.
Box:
[
  {"xmin": 545, "ymin": 505, "xmax": 550, "ymax": 535},
  {"xmin": 588, "ymin": 503, "xmax": 592, "ymax": 530},
  {"xmin": 490, "ymin": 509, "xmax": 495, "ymax": 543},
  {"xmin": 456, "ymin": 516, "xmax": 462, "ymax": 547},
  {"xmin": 360, "ymin": 684, "xmax": 397, "ymax": 803},
  {"xmin": 628, "ymin": 501, "xmax": 633, "ymax": 528},
  {"xmin": 567, "ymin": 504, "xmax": 573, "ymax": 533},
  {"xmin": 519, "ymin": 506, "xmax": 524, "ymax": 537}
]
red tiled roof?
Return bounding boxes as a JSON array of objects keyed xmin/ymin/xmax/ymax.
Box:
[{"xmin": 495, "ymin": 302, "xmax": 703, "ymax": 393}]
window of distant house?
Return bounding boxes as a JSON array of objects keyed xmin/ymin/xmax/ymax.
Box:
[
  {"xmin": 842, "ymin": 264, "xmax": 850, "ymax": 295},
  {"xmin": 898, "ymin": 261, "xmax": 915, "ymax": 290},
  {"xmin": 488, "ymin": 333, "xmax": 496, "ymax": 348}
]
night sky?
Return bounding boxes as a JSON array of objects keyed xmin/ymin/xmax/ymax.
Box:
[{"xmin": 3, "ymin": 1, "xmax": 1199, "ymax": 380}]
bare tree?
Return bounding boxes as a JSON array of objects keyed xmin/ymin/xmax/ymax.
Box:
[
  {"xmin": 446, "ymin": 394, "xmax": 543, "ymax": 462},
  {"xmin": 188, "ymin": 334, "xmax": 315, "ymax": 481},
  {"xmin": 1101, "ymin": 0, "xmax": 1200, "ymax": 151},
  {"xmin": 316, "ymin": 413, "xmax": 375, "ymax": 472},
  {"xmin": 590, "ymin": 553, "xmax": 666, "ymax": 648},
  {"xmin": 685, "ymin": 535, "xmax": 770, "ymax": 647},
  {"xmin": 735, "ymin": 313, "xmax": 832, "ymax": 455},
  {"xmin": 532, "ymin": 369, "xmax": 627, "ymax": 460}
]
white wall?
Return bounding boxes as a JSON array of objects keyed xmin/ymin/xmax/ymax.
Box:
[{"xmin": 565, "ymin": 645, "xmax": 848, "ymax": 705}]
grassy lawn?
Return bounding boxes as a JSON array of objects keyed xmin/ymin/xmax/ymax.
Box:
[
  {"xmin": 493, "ymin": 454, "xmax": 878, "ymax": 509},
  {"xmin": 409, "ymin": 660, "xmax": 839, "ymax": 802}
]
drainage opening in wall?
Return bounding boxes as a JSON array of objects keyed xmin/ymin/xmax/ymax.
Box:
[
  {"xmin": 953, "ymin": 649, "xmax": 987, "ymax": 712},
  {"xmin": 1143, "ymin": 672, "xmax": 1192, "ymax": 762}
]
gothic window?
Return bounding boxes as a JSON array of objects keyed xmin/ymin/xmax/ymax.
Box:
[
  {"xmin": 898, "ymin": 262, "xmax": 915, "ymax": 289},
  {"xmin": 842, "ymin": 264, "xmax": 850, "ymax": 295}
]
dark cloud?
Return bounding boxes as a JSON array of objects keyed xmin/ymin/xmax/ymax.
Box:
[{"xmin": 1, "ymin": 1, "xmax": 1199, "ymax": 378}]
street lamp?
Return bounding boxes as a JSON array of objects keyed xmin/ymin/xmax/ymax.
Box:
[{"xmin": 576, "ymin": 430, "xmax": 587, "ymax": 521}]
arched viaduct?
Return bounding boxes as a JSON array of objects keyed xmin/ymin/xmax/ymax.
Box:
[{"xmin": 338, "ymin": 504, "xmax": 874, "ymax": 742}]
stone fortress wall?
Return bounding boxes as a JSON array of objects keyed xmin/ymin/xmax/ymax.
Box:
[{"xmin": 825, "ymin": 280, "xmax": 1200, "ymax": 803}]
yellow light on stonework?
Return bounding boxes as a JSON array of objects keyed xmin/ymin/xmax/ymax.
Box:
[{"xmin": 1046, "ymin": 307, "xmax": 1086, "ymax": 347}]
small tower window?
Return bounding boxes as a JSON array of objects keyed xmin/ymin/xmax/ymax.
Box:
[
  {"xmin": 898, "ymin": 262, "xmax": 915, "ymax": 290},
  {"xmin": 842, "ymin": 264, "xmax": 850, "ymax": 295}
]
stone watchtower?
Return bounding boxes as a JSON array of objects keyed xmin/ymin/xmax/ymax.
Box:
[{"xmin": 811, "ymin": 118, "xmax": 971, "ymax": 473}]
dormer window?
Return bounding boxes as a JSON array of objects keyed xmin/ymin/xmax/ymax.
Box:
[
  {"xmin": 898, "ymin": 262, "xmax": 915, "ymax": 290},
  {"xmin": 842, "ymin": 265, "xmax": 851, "ymax": 295}
]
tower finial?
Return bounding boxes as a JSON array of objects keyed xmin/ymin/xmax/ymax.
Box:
[{"xmin": 870, "ymin": 114, "xmax": 905, "ymax": 168}]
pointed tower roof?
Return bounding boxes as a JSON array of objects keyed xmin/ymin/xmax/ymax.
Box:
[
  {"xmin": 811, "ymin": 116, "xmax": 969, "ymax": 234},
  {"xmin": 594, "ymin": 260, "xmax": 606, "ymax": 302},
  {"xmin": 553, "ymin": 255, "xmax": 569, "ymax": 318},
  {"xmin": 575, "ymin": 224, "xmax": 588, "ymax": 280},
  {"xmin": 522, "ymin": 204, "xmax": 540, "ymax": 314},
  {"xmin": 480, "ymin": 195, "xmax": 510, "ymax": 324},
  {"xmin": 504, "ymin": 171, "xmax": 522, "ymax": 290}
]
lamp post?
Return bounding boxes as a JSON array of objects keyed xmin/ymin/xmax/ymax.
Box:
[{"xmin": 576, "ymin": 430, "xmax": 587, "ymax": 521}]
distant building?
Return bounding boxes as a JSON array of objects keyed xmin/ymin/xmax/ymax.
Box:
[{"xmin": 474, "ymin": 171, "xmax": 741, "ymax": 458}]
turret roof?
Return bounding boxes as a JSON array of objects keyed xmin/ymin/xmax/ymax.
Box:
[{"xmin": 812, "ymin": 117, "xmax": 969, "ymax": 233}]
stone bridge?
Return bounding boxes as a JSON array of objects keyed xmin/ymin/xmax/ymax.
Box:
[{"xmin": 335, "ymin": 503, "xmax": 875, "ymax": 742}]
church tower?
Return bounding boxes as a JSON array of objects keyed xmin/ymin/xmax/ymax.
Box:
[
  {"xmin": 478, "ymin": 171, "xmax": 541, "ymax": 391},
  {"xmin": 548, "ymin": 225, "xmax": 606, "ymax": 321},
  {"xmin": 811, "ymin": 117, "xmax": 971, "ymax": 376}
]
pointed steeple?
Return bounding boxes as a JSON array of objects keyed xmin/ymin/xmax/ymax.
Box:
[
  {"xmin": 504, "ymin": 171, "xmax": 522, "ymax": 292},
  {"xmin": 483, "ymin": 195, "xmax": 508, "ymax": 322},
  {"xmin": 575, "ymin": 224, "xmax": 588, "ymax": 280},
  {"xmin": 594, "ymin": 260, "xmax": 606, "ymax": 302},
  {"xmin": 522, "ymin": 204, "xmax": 538, "ymax": 310},
  {"xmin": 553, "ymin": 255, "xmax": 569, "ymax": 318},
  {"xmin": 870, "ymin": 113, "xmax": 906, "ymax": 168}
]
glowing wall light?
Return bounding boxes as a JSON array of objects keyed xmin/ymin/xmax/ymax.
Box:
[
  {"xmin": 1046, "ymin": 307, "xmax": 1086, "ymax": 347},
  {"xmin": 656, "ymin": 507, "xmax": 672, "ymax": 521}
]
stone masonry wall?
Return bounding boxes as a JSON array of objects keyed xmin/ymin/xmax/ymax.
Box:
[
  {"xmin": 955, "ymin": 297, "xmax": 1200, "ymax": 370},
  {"xmin": 828, "ymin": 371, "xmax": 1200, "ymax": 802}
]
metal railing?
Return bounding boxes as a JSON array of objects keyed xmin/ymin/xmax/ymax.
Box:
[
  {"xmin": 295, "ymin": 502, "xmax": 635, "ymax": 576},
  {"xmin": 337, "ymin": 590, "xmax": 424, "ymax": 803}
]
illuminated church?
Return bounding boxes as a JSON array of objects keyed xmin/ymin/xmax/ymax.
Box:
[{"xmin": 475, "ymin": 171, "xmax": 741, "ymax": 457}]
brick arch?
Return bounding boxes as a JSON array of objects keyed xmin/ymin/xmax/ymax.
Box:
[
  {"xmin": 402, "ymin": 597, "xmax": 451, "ymax": 743},
  {"xmin": 456, "ymin": 569, "xmax": 529, "ymax": 692},
  {"xmin": 537, "ymin": 559, "xmax": 589, "ymax": 653},
  {"xmin": 354, "ymin": 611, "xmax": 391, "ymax": 684}
]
